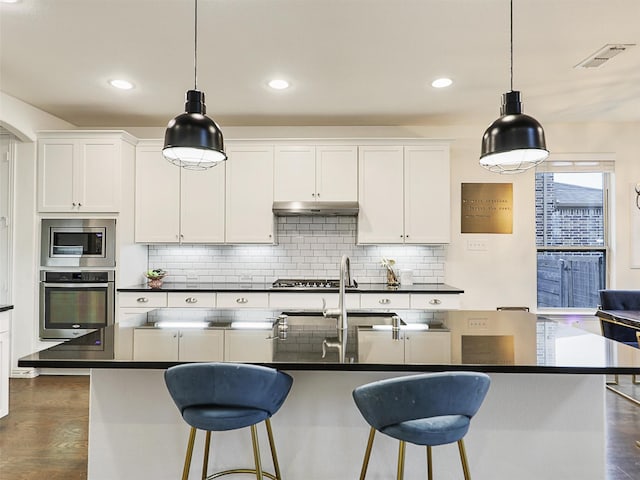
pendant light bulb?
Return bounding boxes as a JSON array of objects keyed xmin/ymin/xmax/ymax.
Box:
[
  {"xmin": 162, "ymin": 0, "xmax": 226, "ymax": 170},
  {"xmin": 479, "ymin": 0, "xmax": 548, "ymax": 174}
]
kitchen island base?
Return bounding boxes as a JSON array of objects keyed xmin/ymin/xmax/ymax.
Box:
[{"xmin": 88, "ymin": 369, "xmax": 604, "ymax": 480}]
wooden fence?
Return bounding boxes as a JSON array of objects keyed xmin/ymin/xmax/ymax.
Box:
[{"xmin": 537, "ymin": 253, "xmax": 605, "ymax": 308}]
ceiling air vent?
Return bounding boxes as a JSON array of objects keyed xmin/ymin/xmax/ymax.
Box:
[{"xmin": 575, "ymin": 44, "xmax": 636, "ymax": 68}]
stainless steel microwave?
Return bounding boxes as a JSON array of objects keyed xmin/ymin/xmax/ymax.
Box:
[{"xmin": 40, "ymin": 219, "xmax": 116, "ymax": 268}]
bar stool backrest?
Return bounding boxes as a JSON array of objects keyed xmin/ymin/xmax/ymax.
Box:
[
  {"xmin": 164, "ymin": 363, "xmax": 293, "ymax": 417},
  {"xmin": 352, "ymin": 371, "xmax": 491, "ymax": 431}
]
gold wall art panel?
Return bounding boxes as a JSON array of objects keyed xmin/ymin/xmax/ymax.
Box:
[{"xmin": 461, "ymin": 183, "xmax": 513, "ymax": 234}]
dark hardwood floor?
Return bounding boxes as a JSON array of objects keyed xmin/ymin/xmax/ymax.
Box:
[{"xmin": 0, "ymin": 374, "xmax": 639, "ymax": 479}]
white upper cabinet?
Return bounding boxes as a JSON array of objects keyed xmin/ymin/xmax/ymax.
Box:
[
  {"xmin": 225, "ymin": 144, "xmax": 274, "ymax": 243},
  {"xmin": 404, "ymin": 145, "xmax": 450, "ymax": 244},
  {"xmin": 358, "ymin": 144, "xmax": 450, "ymax": 244},
  {"xmin": 274, "ymin": 144, "xmax": 357, "ymax": 202},
  {"xmin": 357, "ymin": 146, "xmax": 405, "ymax": 243},
  {"xmin": 135, "ymin": 141, "xmax": 225, "ymax": 243},
  {"xmin": 38, "ymin": 131, "xmax": 134, "ymax": 212}
]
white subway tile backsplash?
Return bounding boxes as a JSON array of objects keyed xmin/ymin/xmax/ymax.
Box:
[{"xmin": 148, "ymin": 217, "xmax": 446, "ymax": 284}]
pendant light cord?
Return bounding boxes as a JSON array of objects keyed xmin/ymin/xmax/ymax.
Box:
[
  {"xmin": 509, "ymin": 0, "xmax": 513, "ymax": 91},
  {"xmin": 194, "ymin": 0, "xmax": 198, "ymax": 90}
]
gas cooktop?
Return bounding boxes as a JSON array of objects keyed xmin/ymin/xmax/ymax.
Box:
[{"xmin": 272, "ymin": 279, "xmax": 358, "ymax": 289}]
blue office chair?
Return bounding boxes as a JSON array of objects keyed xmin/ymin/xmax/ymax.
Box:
[
  {"xmin": 353, "ymin": 371, "xmax": 490, "ymax": 480},
  {"xmin": 164, "ymin": 363, "xmax": 293, "ymax": 480}
]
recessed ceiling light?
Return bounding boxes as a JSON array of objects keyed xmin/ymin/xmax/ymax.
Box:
[
  {"xmin": 109, "ymin": 79, "xmax": 134, "ymax": 90},
  {"xmin": 431, "ymin": 78, "xmax": 453, "ymax": 88},
  {"xmin": 268, "ymin": 79, "xmax": 290, "ymax": 90}
]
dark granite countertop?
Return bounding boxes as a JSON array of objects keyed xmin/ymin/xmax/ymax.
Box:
[
  {"xmin": 117, "ymin": 282, "xmax": 464, "ymax": 294},
  {"xmin": 0, "ymin": 305, "xmax": 14, "ymax": 313},
  {"xmin": 18, "ymin": 310, "xmax": 640, "ymax": 374}
]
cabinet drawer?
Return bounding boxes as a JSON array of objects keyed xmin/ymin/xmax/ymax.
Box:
[
  {"xmin": 360, "ymin": 293, "xmax": 410, "ymax": 309},
  {"xmin": 410, "ymin": 294, "xmax": 460, "ymax": 310},
  {"xmin": 119, "ymin": 292, "xmax": 167, "ymax": 308},
  {"xmin": 269, "ymin": 292, "xmax": 360, "ymax": 310},
  {"xmin": 217, "ymin": 292, "xmax": 269, "ymax": 308},
  {"xmin": 167, "ymin": 292, "xmax": 216, "ymax": 308}
]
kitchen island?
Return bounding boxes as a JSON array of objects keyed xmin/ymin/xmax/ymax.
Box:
[{"xmin": 19, "ymin": 310, "xmax": 640, "ymax": 480}]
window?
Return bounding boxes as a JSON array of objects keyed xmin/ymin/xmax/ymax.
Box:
[{"xmin": 535, "ymin": 157, "xmax": 613, "ymax": 309}]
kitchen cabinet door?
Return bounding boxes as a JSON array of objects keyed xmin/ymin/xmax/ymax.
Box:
[
  {"xmin": 357, "ymin": 329, "xmax": 404, "ymax": 364},
  {"xmin": 180, "ymin": 165, "xmax": 225, "ymax": 243},
  {"xmin": 38, "ymin": 133, "xmax": 127, "ymax": 212},
  {"xmin": 135, "ymin": 143, "xmax": 181, "ymax": 243},
  {"xmin": 316, "ymin": 145, "xmax": 358, "ymax": 201},
  {"xmin": 404, "ymin": 146, "xmax": 450, "ymax": 244},
  {"xmin": 357, "ymin": 146, "xmax": 404, "ymax": 243},
  {"xmin": 133, "ymin": 328, "xmax": 179, "ymax": 361},
  {"xmin": 273, "ymin": 145, "xmax": 316, "ymax": 202},
  {"xmin": 225, "ymin": 144, "xmax": 274, "ymax": 243},
  {"xmin": 178, "ymin": 329, "xmax": 224, "ymax": 362},
  {"xmin": 224, "ymin": 330, "xmax": 274, "ymax": 362},
  {"xmin": 404, "ymin": 331, "xmax": 452, "ymax": 363}
]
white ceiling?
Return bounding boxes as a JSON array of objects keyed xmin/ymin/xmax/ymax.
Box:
[{"xmin": 1, "ymin": 0, "xmax": 639, "ymax": 128}]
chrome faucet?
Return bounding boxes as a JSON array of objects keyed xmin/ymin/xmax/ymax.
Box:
[{"xmin": 322, "ymin": 255, "xmax": 351, "ymax": 362}]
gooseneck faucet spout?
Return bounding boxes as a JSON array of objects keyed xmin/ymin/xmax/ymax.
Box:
[{"xmin": 322, "ymin": 254, "xmax": 351, "ymax": 363}]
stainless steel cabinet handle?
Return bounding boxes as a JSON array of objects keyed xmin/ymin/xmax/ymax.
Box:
[
  {"xmin": 185, "ymin": 297, "xmax": 198, "ymax": 304},
  {"xmin": 312, "ymin": 193, "xmax": 315, "ymax": 197},
  {"xmin": 379, "ymin": 298, "xmax": 391, "ymax": 305},
  {"xmin": 236, "ymin": 297, "xmax": 249, "ymax": 304},
  {"xmin": 78, "ymin": 202, "xmax": 82, "ymax": 207},
  {"xmin": 316, "ymin": 192, "xmax": 320, "ymax": 197},
  {"xmin": 136, "ymin": 297, "xmax": 149, "ymax": 303},
  {"xmin": 429, "ymin": 298, "xmax": 442, "ymax": 305},
  {"xmin": 72, "ymin": 202, "xmax": 77, "ymax": 207}
]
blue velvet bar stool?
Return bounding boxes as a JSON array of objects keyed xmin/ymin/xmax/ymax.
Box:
[
  {"xmin": 164, "ymin": 363, "xmax": 293, "ymax": 480},
  {"xmin": 352, "ymin": 371, "xmax": 491, "ymax": 480}
]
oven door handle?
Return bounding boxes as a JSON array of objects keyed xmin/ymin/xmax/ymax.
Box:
[{"xmin": 42, "ymin": 282, "xmax": 112, "ymax": 288}]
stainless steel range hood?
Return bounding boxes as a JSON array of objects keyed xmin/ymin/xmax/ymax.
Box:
[{"xmin": 272, "ymin": 201, "xmax": 359, "ymax": 216}]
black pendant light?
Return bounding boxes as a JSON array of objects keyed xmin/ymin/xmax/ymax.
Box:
[
  {"xmin": 480, "ymin": 0, "xmax": 548, "ymax": 174},
  {"xmin": 163, "ymin": 0, "xmax": 226, "ymax": 170}
]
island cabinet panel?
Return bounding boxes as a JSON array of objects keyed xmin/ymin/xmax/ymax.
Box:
[
  {"xmin": 404, "ymin": 331, "xmax": 452, "ymax": 363},
  {"xmin": 360, "ymin": 293, "xmax": 410, "ymax": 309},
  {"xmin": 216, "ymin": 292, "xmax": 269, "ymax": 309},
  {"xmin": 119, "ymin": 292, "xmax": 167, "ymax": 309},
  {"xmin": 274, "ymin": 144, "xmax": 357, "ymax": 202},
  {"xmin": 133, "ymin": 328, "xmax": 225, "ymax": 362},
  {"xmin": 167, "ymin": 292, "xmax": 216, "ymax": 308},
  {"xmin": 357, "ymin": 329, "xmax": 451, "ymax": 364},
  {"xmin": 410, "ymin": 293, "xmax": 461, "ymax": 310},
  {"xmin": 224, "ymin": 330, "xmax": 274, "ymax": 362},
  {"xmin": 135, "ymin": 141, "xmax": 225, "ymax": 244},
  {"xmin": 38, "ymin": 132, "xmax": 132, "ymax": 213},
  {"xmin": 268, "ymin": 292, "xmax": 360, "ymax": 310},
  {"xmin": 225, "ymin": 144, "xmax": 274, "ymax": 243},
  {"xmin": 358, "ymin": 144, "xmax": 450, "ymax": 244}
]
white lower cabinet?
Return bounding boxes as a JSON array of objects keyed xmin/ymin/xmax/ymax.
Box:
[
  {"xmin": 357, "ymin": 329, "xmax": 451, "ymax": 364},
  {"xmin": 224, "ymin": 330, "xmax": 274, "ymax": 362},
  {"xmin": 133, "ymin": 328, "xmax": 224, "ymax": 362}
]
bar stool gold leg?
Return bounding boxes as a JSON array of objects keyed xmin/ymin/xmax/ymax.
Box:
[
  {"xmin": 458, "ymin": 439, "xmax": 471, "ymax": 480},
  {"xmin": 426, "ymin": 445, "xmax": 433, "ymax": 480},
  {"xmin": 202, "ymin": 431, "xmax": 211, "ymax": 480},
  {"xmin": 359, "ymin": 427, "xmax": 376, "ymax": 480},
  {"xmin": 250, "ymin": 424, "xmax": 264, "ymax": 480},
  {"xmin": 264, "ymin": 419, "xmax": 282, "ymax": 480},
  {"xmin": 182, "ymin": 427, "xmax": 197, "ymax": 480},
  {"xmin": 397, "ymin": 440, "xmax": 406, "ymax": 480}
]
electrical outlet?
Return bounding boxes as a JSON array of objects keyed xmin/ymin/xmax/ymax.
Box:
[
  {"xmin": 468, "ymin": 317, "xmax": 488, "ymax": 329},
  {"xmin": 467, "ymin": 239, "xmax": 488, "ymax": 251},
  {"xmin": 186, "ymin": 271, "xmax": 198, "ymax": 281}
]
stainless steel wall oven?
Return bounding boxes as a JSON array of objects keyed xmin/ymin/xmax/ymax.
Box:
[
  {"xmin": 41, "ymin": 218, "xmax": 116, "ymax": 268},
  {"xmin": 39, "ymin": 270, "xmax": 114, "ymax": 340}
]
